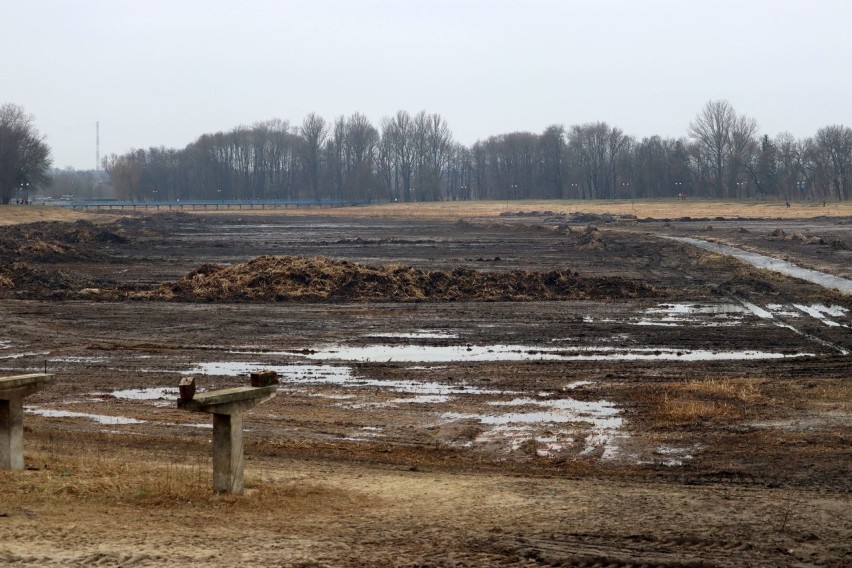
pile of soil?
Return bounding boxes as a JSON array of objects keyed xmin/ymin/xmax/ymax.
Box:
[
  {"xmin": 0, "ymin": 261, "xmax": 109, "ymax": 299},
  {"xmin": 0, "ymin": 220, "xmax": 129, "ymax": 263},
  {"xmin": 136, "ymin": 255, "xmax": 663, "ymax": 303},
  {"xmin": 769, "ymin": 228, "xmax": 846, "ymax": 248}
]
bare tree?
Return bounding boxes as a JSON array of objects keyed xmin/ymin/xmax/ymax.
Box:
[
  {"xmin": 382, "ymin": 111, "xmax": 416, "ymax": 201},
  {"xmin": 300, "ymin": 113, "xmax": 329, "ymax": 199},
  {"xmin": 540, "ymin": 125, "xmax": 565, "ymax": 198},
  {"xmin": 814, "ymin": 125, "xmax": 852, "ymax": 201},
  {"xmin": 0, "ymin": 103, "xmax": 52, "ymax": 204},
  {"xmin": 689, "ymin": 100, "xmax": 738, "ymax": 198}
]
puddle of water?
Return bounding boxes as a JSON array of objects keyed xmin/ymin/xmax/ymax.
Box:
[
  {"xmin": 565, "ymin": 381, "xmax": 594, "ymax": 390},
  {"xmin": 648, "ymin": 444, "xmax": 699, "ymax": 467},
  {"xmin": 0, "ymin": 351, "xmax": 50, "ymax": 360},
  {"xmin": 765, "ymin": 304, "xmax": 802, "ymax": 317},
  {"xmin": 645, "ymin": 303, "xmax": 748, "ymax": 315},
  {"xmin": 50, "ymin": 356, "xmax": 109, "ymax": 364},
  {"xmin": 388, "ymin": 395, "xmax": 451, "ymax": 404},
  {"xmin": 183, "ymin": 362, "xmax": 353, "ymax": 382},
  {"xmin": 739, "ymin": 300, "xmax": 774, "ymax": 320},
  {"xmin": 636, "ymin": 303, "xmax": 766, "ymax": 327},
  {"xmin": 366, "ymin": 331, "xmax": 460, "ymax": 339},
  {"xmin": 309, "ymin": 393, "xmax": 357, "ymax": 400},
  {"xmin": 668, "ymin": 237, "xmax": 852, "ymax": 294},
  {"xmin": 291, "ymin": 344, "xmax": 811, "ymax": 363},
  {"xmin": 794, "ymin": 304, "xmax": 848, "ymax": 327},
  {"xmin": 342, "ymin": 426, "xmax": 385, "ymax": 441},
  {"xmin": 25, "ymin": 407, "xmax": 145, "ymax": 425},
  {"xmin": 0, "ymin": 340, "xmax": 11, "ymax": 349},
  {"xmin": 794, "ymin": 304, "xmax": 840, "ymax": 326},
  {"xmin": 185, "ymin": 361, "xmax": 509, "ymax": 395},
  {"xmin": 475, "ymin": 427, "xmax": 574, "ymax": 456},
  {"xmin": 444, "ymin": 396, "xmax": 624, "ymax": 459},
  {"xmin": 111, "ymin": 387, "xmax": 180, "ymax": 400}
]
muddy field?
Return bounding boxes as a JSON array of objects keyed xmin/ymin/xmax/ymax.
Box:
[{"xmin": 1, "ymin": 207, "xmax": 850, "ymax": 567}]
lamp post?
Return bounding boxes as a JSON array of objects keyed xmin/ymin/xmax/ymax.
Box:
[{"xmin": 674, "ymin": 181, "xmax": 683, "ymax": 200}]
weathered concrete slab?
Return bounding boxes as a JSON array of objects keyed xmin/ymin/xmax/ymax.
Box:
[
  {"xmin": 177, "ymin": 385, "xmax": 276, "ymax": 415},
  {"xmin": 176, "ymin": 384, "xmax": 276, "ymax": 493},
  {"xmin": 0, "ymin": 373, "xmax": 54, "ymax": 470},
  {"xmin": 0, "ymin": 373, "xmax": 56, "ymax": 399}
]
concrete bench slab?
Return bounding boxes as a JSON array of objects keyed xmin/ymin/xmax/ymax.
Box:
[
  {"xmin": 178, "ymin": 385, "xmax": 276, "ymax": 415},
  {"xmin": 0, "ymin": 373, "xmax": 55, "ymax": 470},
  {"xmin": 177, "ymin": 385, "xmax": 276, "ymax": 493}
]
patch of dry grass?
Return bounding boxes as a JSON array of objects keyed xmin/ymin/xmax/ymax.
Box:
[
  {"xmin": 644, "ymin": 378, "xmax": 771, "ymax": 427},
  {"xmin": 191, "ymin": 199, "xmax": 852, "ymax": 220},
  {"xmin": 1, "ymin": 434, "xmax": 368, "ymax": 516},
  {"xmin": 0, "ymin": 205, "xmax": 109, "ymax": 226}
]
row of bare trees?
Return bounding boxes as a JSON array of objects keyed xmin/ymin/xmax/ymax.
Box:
[{"xmin": 101, "ymin": 101, "xmax": 851, "ymax": 203}]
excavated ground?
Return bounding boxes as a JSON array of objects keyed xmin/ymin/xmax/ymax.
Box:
[{"xmin": 1, "ymin": 209, "xmax": 850, "ymax": 567}]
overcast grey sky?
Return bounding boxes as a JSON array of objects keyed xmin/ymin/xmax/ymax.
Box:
[{"xmin": 2, "ymin": 0, "xmax": 850, "ymax": 170}]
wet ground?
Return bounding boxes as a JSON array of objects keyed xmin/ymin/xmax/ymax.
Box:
[{"xmin": 1, "ymin": 210, "xmax": 850, "ymax": 566}]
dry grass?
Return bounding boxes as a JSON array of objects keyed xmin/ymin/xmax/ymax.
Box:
[
  {"xmin": 644, "ymin": 378, "xmax": 770, "ymax": 426},
  {"xmin": 1, "ymin": 434, "xmax": 369, "ymax": 516},
  {"xmin": 2, "ymin": 200, "xmax": 850, "ymax": 226},
  {"xmin": 193, "ymin": 199, "xmax": 852, "ymax": 220},
  {"xmin": 0, "ymin": 205, "xmax": 109, "ymax": 226}
]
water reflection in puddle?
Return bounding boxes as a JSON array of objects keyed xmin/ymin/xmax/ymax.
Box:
[
  {"xmin": 184, "ymin": 361, "xmax": 507, "ymax": 396},
  {"xmin": 444, "ymin": 396, "xmax": 625, "ymax": 459},
  {"xmin": 634, "ymin": 303, "xmax": 749, "ymax": 327},
  {"xmin": 0, "ymin": 351, "xmax": 50, "ymax": 360},
  {"xmin": 111, "ymin": 387, "xmax": 180, "ymax": 400},
  {"xmin": 50, "ymin": 356, "xmax": 109, "ymax": 364},
  {"xmin": 366, "ymin": 331, "xmax": 459, "ymax": 339},
  {"xmin": 794, "ymin": 304, "xmax": 848, "ymax": 327},
  {"xmin": 289, "ymin": 344, "xmax": 810, "ymax": 363},
  {"xmin": 25, "ymin": 407, "xmax": 145, "ymax": 425}
]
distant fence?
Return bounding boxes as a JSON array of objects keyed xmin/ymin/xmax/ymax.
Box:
[{"xmin": 65, "ymin": 199, "xmax": 367, "ymax": 211}]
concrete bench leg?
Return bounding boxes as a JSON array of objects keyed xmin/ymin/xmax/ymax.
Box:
[
  {"xmin": 213, "ymin": 413, "xmax": 244, "ymax": 493},
  {"xmin": 0, "ymin": 397, "xmax": 24, "ymax": 470}
]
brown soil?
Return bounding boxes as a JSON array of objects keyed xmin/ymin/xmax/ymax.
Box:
[
  {"xmin": 135, "ymin": 255, "xmax": 663, "ymax": 303},
  {"xmin": 1, "ymin": 206, "xmax": 850, "ymax": 566}
]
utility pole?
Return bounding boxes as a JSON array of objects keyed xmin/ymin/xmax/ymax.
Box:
[{"xmin": 96, "ymin": 121, "xmax": 100, "ymax": 171}]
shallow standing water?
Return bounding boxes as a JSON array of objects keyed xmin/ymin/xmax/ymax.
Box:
[{"xmin": 667, "ymin": 236, "xmax": 852, "ymax": 294}]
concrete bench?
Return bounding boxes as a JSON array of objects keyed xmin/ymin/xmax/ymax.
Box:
[
  {"xmin": 0, "ymin": 373, "xmax": 55, "ymax": 470},
  {"xmin": 178, "ymin": 385, "xmax": 276, "ymax": 493}
]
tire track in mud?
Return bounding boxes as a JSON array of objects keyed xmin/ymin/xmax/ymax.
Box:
[{"xmin": 734, "ymin": 295, "xmax": 851, "ymax": 355}]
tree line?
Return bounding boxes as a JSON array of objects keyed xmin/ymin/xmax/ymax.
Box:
[
  {"xmin": 103, "ymin": 101, "xmax": 850, "ymax": 203},
  {"xmin": 2, "ymin": 100, "xmax": 850, "ymax": 204}
]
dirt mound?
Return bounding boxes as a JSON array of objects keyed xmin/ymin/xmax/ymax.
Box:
[
  {"xmin": 769, "ymin": 228, "xmax": 843, "ymax": 247},
  {"xmin": 136, "ymin": 255, "xmax": 662, "ymax": 303},
  {"xmin": 577, "ymin": 225, "xmax": 606, "ymax": 250},
  {"xmin": 0, "ymin": 261, "xmax": 112, "ymax": 299},
  {"xmin": 0, "ymin": 220, "xmax": 130, "ymax": 263}
]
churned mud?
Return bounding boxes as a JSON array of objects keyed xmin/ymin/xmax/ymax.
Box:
[{"xmin": 1, "ymin": 209, "xmax": 850, "ymax": 566}]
